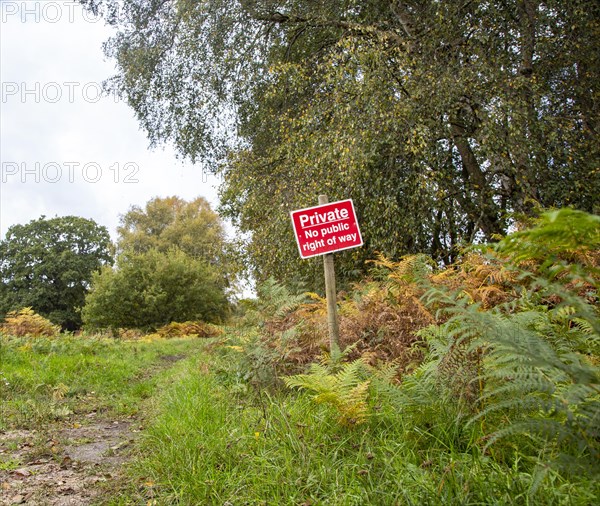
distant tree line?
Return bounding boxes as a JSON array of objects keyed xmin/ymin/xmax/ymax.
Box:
[
  {"xmin": 0, "ymin": 197, "xmax": 231, "ymax": 331},
  {"xmin": 0, "ymin": 216, "xmax": 112, "ymax": 330}
]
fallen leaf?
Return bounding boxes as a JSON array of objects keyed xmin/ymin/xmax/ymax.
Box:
[
  {"xmin": 13, "ymin": 468, "xmax": 30, "ymax": 478},
  {"xmin": 29, "ymin": 458, "xmax": 50, "ymax": 465},
  {"xmin": 60, "ymin": 456, "xmax": 73, "ymax": 469}
]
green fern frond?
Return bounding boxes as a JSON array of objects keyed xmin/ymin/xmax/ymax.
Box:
[
  {"xmin": 421, "ymin": 264, "xmax": 600, "ymax": 474},
  {"xmin": 496, "ymin": 208, "xmax": 600, "ymax": 264},
  {"xmin": 285, "ymin": 356, "xmax": 373, "ymax": 425},
  {"xmin": 472, "ymin": 309, "xmax": 599, "ymax": 473},
  {"xmin": 372, "ymin": 358, "xmax": 403, "ymax": 384},
  {"xmin": 318, "ymin": 342, "xmax": 360, "ymax": 371},
  {"xmin": 572, "ymin": 318, "xmax": 596, "ymax": 335},
  {"xmin": 256, "ymin": 278, "xmax": 308, "ymax": 319}
]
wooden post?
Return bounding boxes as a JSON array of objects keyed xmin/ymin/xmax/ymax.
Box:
[{"xmin": 319, "ymin": 194, "xmax": 341, "ymax": 353}]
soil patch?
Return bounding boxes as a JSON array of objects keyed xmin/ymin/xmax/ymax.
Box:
[{"xmin": 0, "ymin": 419, "xmax": 139, "ymax": 506}]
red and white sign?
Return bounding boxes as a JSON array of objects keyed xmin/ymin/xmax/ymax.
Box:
[{"xmin": 291, "ymin": 199, "xmax": 363, "ymax": 259}]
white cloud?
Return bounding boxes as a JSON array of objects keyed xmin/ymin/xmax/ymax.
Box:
[{"xmin": 0, "ymin": 1, "xmax": 222, "ymax": 241}]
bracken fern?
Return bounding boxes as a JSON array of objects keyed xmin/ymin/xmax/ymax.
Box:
[
  {"xmin": 284, "ymin": 353, "xmax": 372, "ymax": 425},
  {"xmin": 418, "ymin": 209, "xmax": 600, "ymax": 475}
]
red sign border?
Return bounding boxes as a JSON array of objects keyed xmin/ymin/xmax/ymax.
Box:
[{"xmin": 290, "ymin": 199, "xmax": 363, "ymax": 259}]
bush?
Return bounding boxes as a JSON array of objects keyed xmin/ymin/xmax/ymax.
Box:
[
  {"xmin": 0, "ymin": 307, "xmax": 60, "ymax": 338},
  {"xmin": 82, "ymin": 248, "xmax": 230, "ymax": 331}
]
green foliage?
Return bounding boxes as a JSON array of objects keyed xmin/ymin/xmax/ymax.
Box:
[
  {"xmin": 496, "ymin": 208, "xmax": 600, "ymax": 283},
  {"xmin": 83, "ymin": 0, "xmax": 600, "ymax": 288},
  {"xmin": 476, "ymin": 309, "xmax": 599, "ymax": 473},
  {"xmin": 117, "ymin": 195, "xmax": 222, "ymax": 260},
  {"xmin": 419, "ymin": 298, "xmax": 600, "ymax": 475},
  {"xmin": 284, "ymin": 354, "xmax": 371, "ymax": 426},
  {"xmin": 0, "ymin": 216, "xmax": 113, "ymax": 330},
  {"xmin": 82, "ymin": 248, "xmax": 229, "ymax": 331},
  {"xmin": 499, "ymin": 209, "xmax": 600, "ymax": 259},
  {"xmin": 254, "ymin": 278, "xmax": 308, "ymax": 320},
  {"xmin": 117, "ymin": 195, "xmax": 240, "ymax": 291},
  {"xmin": 418, "ymin": 209, "xmax": 600, "ymax": 476},
  {"xmin": 222, "ymin": 327, "xmax": 286, "ymax": 390},
  {"xmin": 221, "ymin": 280, "xmax": 313, "ymax": 389}
]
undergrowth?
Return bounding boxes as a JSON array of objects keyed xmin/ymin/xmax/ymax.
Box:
[
  {"xmin": 112, "ymin": 336, "xmax": 598, "ymax": 505},
  {"xmin": 193, "ymin": 208, "xmax": 598, "ymax": 503}
]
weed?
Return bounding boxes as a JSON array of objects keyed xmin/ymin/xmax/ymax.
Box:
[{"xmin": 0, "ymin": 457, "xmax": 21, "ymax": 471}]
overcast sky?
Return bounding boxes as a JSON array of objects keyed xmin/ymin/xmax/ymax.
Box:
[{"xmin": 0, "ymin": 0, "xmax": 223, "ymax": 241}]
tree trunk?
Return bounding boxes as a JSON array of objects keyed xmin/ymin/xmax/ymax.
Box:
[{"xmin": 450, "ymin": 121, "xmax": 501, "ymax": 239}]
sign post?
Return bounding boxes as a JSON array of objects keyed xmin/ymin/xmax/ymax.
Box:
[
  {"xmin": 319, "ymin": 195, "xmax": 341, "ymax": 352},
  {"xmin": 290, "ymin": 196, "xmax": 363, "ymax": 353}
]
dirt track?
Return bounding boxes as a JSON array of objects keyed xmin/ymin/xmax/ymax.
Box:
[{"xmin": 0, "ymin": 417, "xmax": 139, "ymax": 505}]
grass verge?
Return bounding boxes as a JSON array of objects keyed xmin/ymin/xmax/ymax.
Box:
[
  {"xmin": 110, "ymin": 343, "xmax": 599, "ymax": 505},
  {"xmin": 0, "ymin": 334, "xmax": 208, "ymax": 430}
]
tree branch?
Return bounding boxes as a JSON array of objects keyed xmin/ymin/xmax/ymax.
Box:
[{"xmin": 252, "ymin": 12, "xmax": 407, "ymax": 47}]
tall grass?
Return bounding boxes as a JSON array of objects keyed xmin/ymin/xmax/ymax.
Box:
[{"xmin": 113, "ymin": 344, "xmax": 599, "ymax": 505}]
